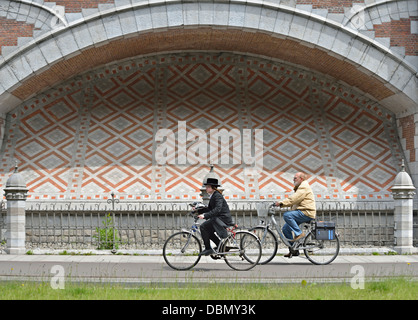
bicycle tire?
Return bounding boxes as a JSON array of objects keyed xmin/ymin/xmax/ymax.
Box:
[
  {"xmin": 250, "ymin": 227, "xmax": 278, "ymax": 264},
  {"xmin": 303, "ymin": 231, "xmax": 340, "ymax": 265},
  {"xmin": 223, "ymin": 230, "xmax": 261, "ymax": 271},
  {"xmin": 163, "ymin": 231, "xmax": 202, "ymax": 270}
]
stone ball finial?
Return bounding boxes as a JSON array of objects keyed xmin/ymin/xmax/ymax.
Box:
[
  {"xmin": 201, "ymin": 164, "xmax": 222, "ymax": 188},
  {"xmin": 391, "ymin": 159, "xmax": 415, "ymax": 199},
  {"xmin": 392, "ymin": 159, "xmax": 415, "ymax": 190},
  {"xmin": 5, "ymin": 163, "xmax": 27, "ymax": 189}
]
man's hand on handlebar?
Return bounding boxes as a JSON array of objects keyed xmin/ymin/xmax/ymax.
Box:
[{"xmin": 189, "ymin": 202, "xmax": 206, "ymax": 214}]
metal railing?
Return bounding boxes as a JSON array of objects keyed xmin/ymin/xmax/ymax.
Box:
[
  {"xmin": 14, "ymin": 201, "xmax": 400, "ymax": 250},
  {"xmin": 1, "ymin": 200, "xmax": 416, "ymax": 251}
]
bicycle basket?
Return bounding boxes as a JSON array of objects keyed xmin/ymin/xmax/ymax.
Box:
[{"xmin": 256, "ymin": 202, "xmax": 271, "ymax": 217}]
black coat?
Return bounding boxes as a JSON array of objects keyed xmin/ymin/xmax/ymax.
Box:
[{"xmin": 200, "ymin": 190, "xmax": 233, "ymax": 225}]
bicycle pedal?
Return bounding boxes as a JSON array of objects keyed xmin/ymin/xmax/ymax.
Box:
[
  {"xmin": 285, "ymin": 250, "xmax": 299, "ymax": 258},
  {"xmin": 210, "ymin": 254, "xmax": 221, "ymax": 260}
]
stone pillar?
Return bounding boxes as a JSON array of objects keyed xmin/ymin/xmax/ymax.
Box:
[
  {"xmin": 4, "ymin": 165, "xmax": 28, "ymax": 255},
  {"xmin": 391, "ymin": 160, "xmax": 417, "ymax": 254},
  {"xmin": 200, "ymin": 165, "xmax": 223, "ymax": 205}
]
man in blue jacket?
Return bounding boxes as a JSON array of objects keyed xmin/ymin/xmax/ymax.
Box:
[{"xmin": 196, "ymin": 178, "xmax": 234, "ymax": 256}]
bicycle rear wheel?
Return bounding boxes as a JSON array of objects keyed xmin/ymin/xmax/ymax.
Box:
[
  {"xmin": 163, "ymin": 231, "xmax": 202, "ymax": 270},
  {"xmin": 223, "ymin": 230, "xmax": 261, "ymax": 271},
  {"xmin": 303, "ymin": 232, "xmax": 340, "ymax": 265},
  {"xmin": 251, "ymin": 227, "xmax": 278, "ymax": 265}
]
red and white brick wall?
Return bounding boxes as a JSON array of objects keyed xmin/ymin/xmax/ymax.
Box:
[
  {"xmin": 398, "ymin": 114, "xmax": 418, "ymax": 183},
  {"xmin": 0, "ymin": 17, "xmax": 34, "ymax": 55},
  {"xmin": 0, "ymin": 53, "xmax": 405, "ymax": 202},
  {"xmin": 0, "ymin": 0, "xmax": 416, "ymax": 200},
  {"xmin": 374, "ymin": 17, "xmax": 418, "ymax": 56}
]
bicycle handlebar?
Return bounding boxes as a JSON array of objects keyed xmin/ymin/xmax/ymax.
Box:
[{"xmin": 271, "ymin": 202, "xmax": 283, "ymax": 208}]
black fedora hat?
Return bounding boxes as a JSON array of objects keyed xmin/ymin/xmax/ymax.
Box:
[{"xmin": 204, "ymin": 178, "xmax": 220, "ymax": 187}]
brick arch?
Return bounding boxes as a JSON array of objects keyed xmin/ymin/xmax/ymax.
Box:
[
  {"xmin": 0, "ymin": 0, "xmax": 416, "ymax": 117},
  {"xmin": 0, "ymin": 17, "xmax": 35, "ymax": 55},
  {"xmin": 10, "ymin": 28, "xmax": 395, "ymax": 101}
]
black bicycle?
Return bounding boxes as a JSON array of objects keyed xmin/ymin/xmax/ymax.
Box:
[{"xmin": 163, "ymin": 204, "xmax": 262, "ymax": 271}]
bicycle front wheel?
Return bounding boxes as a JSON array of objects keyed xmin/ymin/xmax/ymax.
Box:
[
  {"xmin": 163, "ymin": 231, "xmax": 202, "ymax": 270},
  {"xmin": 303, "ymin": 232, "xmax": 340, "ymax": 265},
  {"xmin": 251, "ymin": 227, "xmax": 278, "ymax": 265},
  {"xmin": 223, "ymin": 231, "xmax": 261, "ymax": 271}
]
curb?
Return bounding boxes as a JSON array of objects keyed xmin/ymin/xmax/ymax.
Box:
[{"xmin": 17, "ymin": 246, "xmax": 401, "ymax": 256}]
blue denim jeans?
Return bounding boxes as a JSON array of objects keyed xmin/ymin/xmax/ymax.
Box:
[{"xmin": 282, "ymin": 210, "xmax": 313, "ymax": 241}]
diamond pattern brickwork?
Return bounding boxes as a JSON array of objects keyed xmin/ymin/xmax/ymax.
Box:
[{"xmin": 0, "ymin": 53, "xmax": 404, "ymax": 202}]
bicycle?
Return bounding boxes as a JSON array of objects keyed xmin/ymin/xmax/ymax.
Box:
[
  {"xmin": 163, "ymin": 204, "xmax": 262, "ymax": 271},
  {"xmin": 249, "ymin": 203, "xmax": 340, "ymax": 265}
]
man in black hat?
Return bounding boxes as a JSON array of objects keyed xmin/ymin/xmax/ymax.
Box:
[{"xmin": 195, "ymin": 178, "xmax": 234, "ymax": 256}]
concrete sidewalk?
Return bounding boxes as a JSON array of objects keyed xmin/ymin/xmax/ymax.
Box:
[{"xmin": 0, "ymin": 253, "xmax": 417, "ymax": 285}]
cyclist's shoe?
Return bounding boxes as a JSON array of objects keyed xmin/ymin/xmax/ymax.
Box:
[
  {"xmin": 284, "ymin": 248, "xmax": 300, "ymax": 258},
  {"xmin": 210, "ymin": 254, "xmax": 222, "ymax": 260},
  {"xmin": 292, "ymin": 232, "xmax": 305, "ymax": 242},
  {"xmin": 199, "ymin": 248, "xmax": 215, "ymax": 256}
]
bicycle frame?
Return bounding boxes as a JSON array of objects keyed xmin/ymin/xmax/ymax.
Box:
[
  {"xmin": 252, "ymin": 203, "xmax": 340, "ymax": 265},
  {"xmin": 257, "ymin": 206, "xmax": 317, "ymax": 251},
  {"xmin": 181, "ymin": 212, "xmax": 241, "ymax": 256},
  {"xmin": 163, "ymin": 207, "xmax": 262, "ymax": 271}
]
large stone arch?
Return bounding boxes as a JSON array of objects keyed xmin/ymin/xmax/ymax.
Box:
[{"xmin": 0, "ymin": 0, "xmax": 415, "ymax": 202}]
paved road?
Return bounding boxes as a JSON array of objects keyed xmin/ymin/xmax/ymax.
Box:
[{"xmin": 0, "ymin": 254, "xmax": 417, "ymax": 285}]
